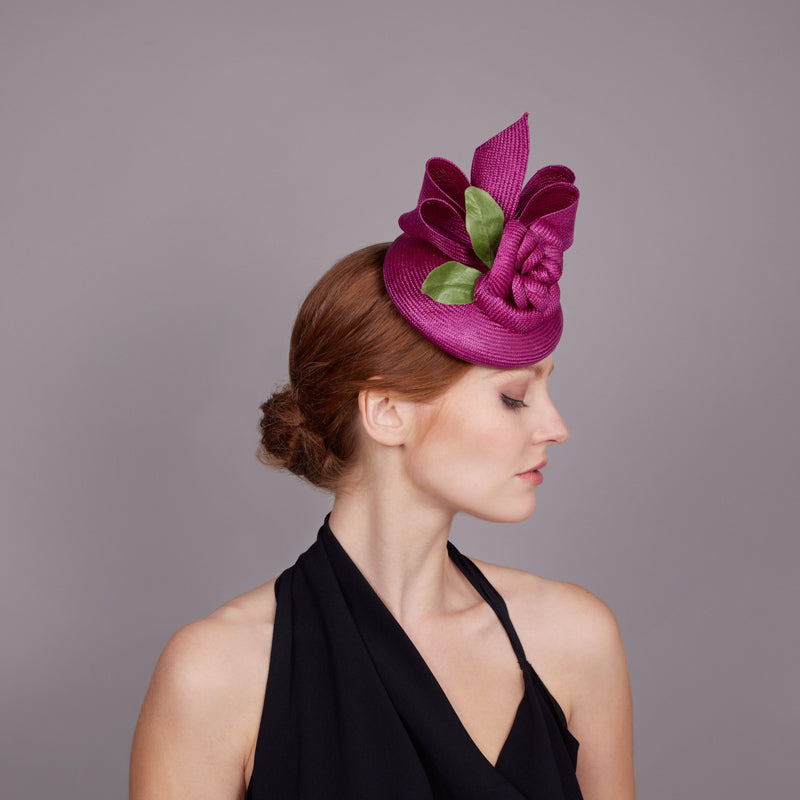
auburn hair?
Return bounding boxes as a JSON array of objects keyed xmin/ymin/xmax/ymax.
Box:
[{"xmin": 257, "ymin": 243, "xmax": 472, "ymax": 491}]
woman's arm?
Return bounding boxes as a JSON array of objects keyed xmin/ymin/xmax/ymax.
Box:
[
  {"xmin": 563, "ymin": 587, "xmax": 635, "ymax": 800},
  {"xmin": 130, "ymin": 592, "xmax": 274, "ymax": 800}
]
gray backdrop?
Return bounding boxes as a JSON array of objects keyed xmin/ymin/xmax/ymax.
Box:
[{"xmin": 2, "ymin": 1, "xmax": 798, "ymax": 797}]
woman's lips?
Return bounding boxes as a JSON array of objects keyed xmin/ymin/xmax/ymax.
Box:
[{"xmin": 516, "ymin": 469, "xmax": 543, "ymax": 485}]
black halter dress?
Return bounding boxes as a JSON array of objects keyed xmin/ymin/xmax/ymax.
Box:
[{"xmin": 246, "ymin": 516, "xmax": 584, "ymax": 799}]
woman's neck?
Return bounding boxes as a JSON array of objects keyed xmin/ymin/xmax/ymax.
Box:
[{"xmin": 327, "ymin": 487, "xmax": 463, "ymax": 628}]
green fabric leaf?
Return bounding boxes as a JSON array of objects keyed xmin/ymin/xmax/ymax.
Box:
[
  {"xmin": 421, "ymin": 261, "xmax": 482, "ymax": 304},
  {"xmin": 464, "ymin": 186, "xmax": 505, "ymax": 267}
]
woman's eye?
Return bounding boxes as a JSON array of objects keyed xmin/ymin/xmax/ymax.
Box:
[{"xmin": 501, "ymin": 394, "xmax": 528, "ymax": 410}]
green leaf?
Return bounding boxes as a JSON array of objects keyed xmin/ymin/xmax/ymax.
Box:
[
  {"xmin": 421, "ymin": 261, "xmax": 482, "ymax": 304},
  {"xmin": 464, "ymin": 186, "xmax": 505, "ymax": 267}
]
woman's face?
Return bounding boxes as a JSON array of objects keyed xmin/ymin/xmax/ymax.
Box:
[{"xmin": 404, "ymin": 355, "xmax": 569, "ymax": 523}]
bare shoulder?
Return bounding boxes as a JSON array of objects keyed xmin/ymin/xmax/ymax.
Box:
[
  {"xmin": 467, "ymin": 558, "xmax": 626, "ymax": 721},
  {"xmin": 159, "ymin": 578, "xmax": 278, "ymax": 706},
  {"xmin": 130, "ymin": 578, "xmax": 279, "ymax": 800},
  {"xmin": 468, "ymin": 556, "xmax": 621, "ymax": 645}
]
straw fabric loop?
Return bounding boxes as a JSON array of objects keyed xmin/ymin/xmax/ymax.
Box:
[
  {"xmin": 516, "ymin": 179, "xmax": 579, "ymax": 249},
  {"xmin": 399, "ymin": 198, "xmax": 482, "ymax": 267},
  {"xmin": 515, "ymin": 165, "xmax": 576, "ymax": 218},
  {"xmin": 399, "ymin": 157, "xmax": 482, "ymax": 267},
  {"xmin": 417, "ymin": 157, "xmax": 469, "ymax": 210}
]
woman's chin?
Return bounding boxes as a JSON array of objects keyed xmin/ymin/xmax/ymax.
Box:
[{"xmin": 469, "ymin": 497, "xmax": 537, "ymax": 525}]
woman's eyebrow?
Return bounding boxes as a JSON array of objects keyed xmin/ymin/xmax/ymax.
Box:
[
  {"xmin": 514, "ymin": 362, "xmax": 555, "ymax": 377},
  {"xmin": 485, "ymin": 362, "xmax": 555, "ymax": 380}
]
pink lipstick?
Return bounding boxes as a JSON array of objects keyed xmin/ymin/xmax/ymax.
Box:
[{"xmin": 517, "ymin": 469, "xmax": 543, "ymax": 485}]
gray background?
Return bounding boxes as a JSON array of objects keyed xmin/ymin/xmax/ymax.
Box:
[{"xmin": 2, "ymin": 1, "xmax": 798, "ymax": 797}]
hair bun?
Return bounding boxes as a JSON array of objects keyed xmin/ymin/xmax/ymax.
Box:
[{"xmin": 258, "ymin": 384, "xmax": 308, "ymax": 467}]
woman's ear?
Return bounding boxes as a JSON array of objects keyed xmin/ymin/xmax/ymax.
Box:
[{"xmin": 357, "ymin": 387, "xmax": 416, "ymax": 447}]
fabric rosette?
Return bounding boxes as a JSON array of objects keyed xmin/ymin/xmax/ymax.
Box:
[{"xmin": 383, "ymin": 113, "xmax": 579, "ymax": 368}]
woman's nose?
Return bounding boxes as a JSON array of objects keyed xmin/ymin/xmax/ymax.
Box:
[
  {"xmin": 550, "ymin": 410, "xmax": 570, "ymax": 444},
  {"xmin": 534, "ymin": 397, "xmax": 569, "ymax": 445}
]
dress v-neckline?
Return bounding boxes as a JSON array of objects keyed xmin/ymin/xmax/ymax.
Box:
[{"xmin": 319, "ymin": 517, "xmax": 530, "ymax": 772}]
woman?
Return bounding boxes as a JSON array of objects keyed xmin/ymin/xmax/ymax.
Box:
[{"xmin": 130, "ymin": 114, "xmax": 635, "ymax": 799}]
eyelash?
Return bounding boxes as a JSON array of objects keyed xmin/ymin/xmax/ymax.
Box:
[{"xmin": 501, "ymin": 394, "xmax": 528, "ymax": 411}]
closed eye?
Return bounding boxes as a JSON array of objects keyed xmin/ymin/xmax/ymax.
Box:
[{"xmin": 501, "ymin": 394, "xmax": 528, "ymax": 410}]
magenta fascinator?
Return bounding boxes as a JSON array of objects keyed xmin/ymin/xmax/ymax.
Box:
[{"xmin": 383, "ymin": 113, "xmax": 579, "ymax": 368}]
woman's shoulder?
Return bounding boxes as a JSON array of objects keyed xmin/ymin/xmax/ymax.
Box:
[
  {"xmin": 156, "ymin": 577, "xmax": 279, "ymax": 697},
  {"xmin": 468, "ymin": 556, "xmax": 620, "ymax": 639},
  {"xmin": 466, "ymin": 557, "xmax": 626, "ymax": 723},
  {"xmin": 130, "ymin": 578, "xmax": 279, "ymax": 798}
]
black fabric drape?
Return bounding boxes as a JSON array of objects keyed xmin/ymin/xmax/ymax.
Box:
[{"xmin": 246, "ymin": 516, "xmax": 584, "ymax": 799}]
